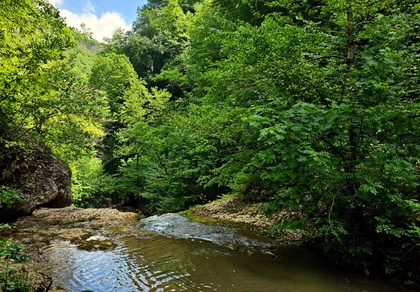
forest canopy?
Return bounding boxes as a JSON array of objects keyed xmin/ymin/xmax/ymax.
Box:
[{"xmin": 1, "ymin": 0, "xmax": 419, "ymax": 282}]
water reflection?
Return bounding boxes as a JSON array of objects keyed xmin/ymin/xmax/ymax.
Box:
[{"xmin": 43, "ymin": 235, "xmax": 404, "ymax": 292}]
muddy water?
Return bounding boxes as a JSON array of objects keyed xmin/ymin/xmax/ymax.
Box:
[{"xmin": 43, "ymin": 235, "xmax": 403, "ymax": 291}]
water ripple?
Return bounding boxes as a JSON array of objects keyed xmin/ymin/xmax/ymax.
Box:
[{"xmin": 43, "ymin": 235, "xmax": 404, "ymax": 292}]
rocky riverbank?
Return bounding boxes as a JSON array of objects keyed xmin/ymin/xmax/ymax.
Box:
[
  {"xmin": 181, "ymin": 195, "xmax": 305, "ymax": 242},
  {"xmin": 1, "ymin": 207, "xmax": 140, "ymax": 291},
  {"xmin": 0, "ymin": 197, "xmax": 304, "ymax": 291}
]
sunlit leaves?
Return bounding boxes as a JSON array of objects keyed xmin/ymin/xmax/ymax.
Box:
[
  {"xmin": 62, "ymin": 0, "xmax": 420, "ymax": 278},
  {"xmin": 177, "ymin": 0, "xmax": 420, "ymax": 276}
]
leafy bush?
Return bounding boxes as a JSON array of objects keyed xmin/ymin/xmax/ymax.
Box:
[
  {"xmin": 71, "ymin": 155, "xmax": 116, "ymax": 208},
  {"xmin": 0, "ymin": 187, "xmax": 20, "ymax": 209},
  {"xmin": 0, "ymin": 238, "xmax": 31, "ymax": 292},
  {"xmin": 0, "ymin": 191, "xmax": 31, "ymax": 292}
]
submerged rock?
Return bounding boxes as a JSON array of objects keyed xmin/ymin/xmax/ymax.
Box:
[
  {"xmin": 0, "ymin": 207, "xmax": 139, "ymax": 291},
  {"xmin": 0, "ymin": 151, "xmax": 72, "ymax": 220}
]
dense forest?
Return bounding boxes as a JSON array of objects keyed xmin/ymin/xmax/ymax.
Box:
[{"xmin": 1, "ymin": 0, "xmax": 420, "ymax": 285}]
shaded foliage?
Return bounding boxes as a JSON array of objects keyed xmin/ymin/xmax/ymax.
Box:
[
  {"xmin": 106, "ymin": 0, "xmax": 420, "ymax": 282},
  {"xmin": 1, "ymin": 0, "xmax": 419, "ymax": 285}
]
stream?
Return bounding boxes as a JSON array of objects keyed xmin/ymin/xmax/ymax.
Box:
[{"xmin": 42, "ymin": 214, "xmax": 404, "ymax": 292}]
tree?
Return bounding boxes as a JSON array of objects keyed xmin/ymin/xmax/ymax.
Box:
[
  {"xmin": 89, "ymin": 52, "xmax": 170, "ymax": 173},
  {"xmin": 0, "ymin": 0, "xmax": 74, "ymax": 147},
  {"xmin": 115, "ymin": 103, "xmax": 237, "ymax": 213},
  {"xmin": 0, "ymin": 1, "xmax": 114, "ymax": 213},
  {"xmin": 0, "ymin": 0, "xmax": 110, "ymax": 164},
  {"xmin": 180, "ymin": 0, "xmax": 420, "ymax": 277},
  {"xmin": 106, "ymin": 0, "xmax": 190, "ymax": 87}
]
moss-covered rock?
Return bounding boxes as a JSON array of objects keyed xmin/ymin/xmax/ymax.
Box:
[{"xmin": 78, "ymin": 239, "xmax": 117, "ymax": 251}]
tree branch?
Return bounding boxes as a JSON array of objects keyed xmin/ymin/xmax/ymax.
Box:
[{"xmin": 316, "ymin": 133, "xmax": 347, "ymax": 163}]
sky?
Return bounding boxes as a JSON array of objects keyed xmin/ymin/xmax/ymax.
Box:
[{"xmin": 47, "ymin": 0, "xmax": 148, "ymax": 42}]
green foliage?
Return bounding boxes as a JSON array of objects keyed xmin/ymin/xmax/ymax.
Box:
[
  {"xmin": 114, "ymin": 103, "xmax": 239, "ymax": 213},
  {"xmin": 40, "ymin": 56, "xmax": 109, "ymax": 162},
  {"xmin": 71, "ymin": 155, "xmax": 115, "ymax": 208},
  {"xmin": 90, "ymin": 52, "xmax": 138, "ymax": 115},
  {"xmin": 106, "ymin": 5, "xmax": 420, "ymax": 279},
  {"xmin": 0, "ymin": 0, "xmax": 75, "ymax": 140},
  {"xmin": 0, "ymin": 187, "xmax": 20, "ymax": 209},
  {"xmin": 105, "ymin": 0, "xmax": 191, "ymax": 87},
  {"xmin": 0, "ymin": 189, "xmax": 17, "ymax": 230},
  {"xmin": 0, "ymin": 239, "xmax": 31, "ymax": 292},
  {"xmin": 0, "ymin": 0, "xmax": 108, "ymax": 165},
  {"xmin": 0, "ymin": 240, "xmax": 29, "ymax": 264},
  {"xmin": 167, "ymin": 0, "xmax": 420, "ymax": 278},
  {"xmin": 0, "ymin": 187, "xmax": 30, "ymax": 291},
  {"xmin": 1, "ymin": 0, "xmax": 419, "ymax": 284}
]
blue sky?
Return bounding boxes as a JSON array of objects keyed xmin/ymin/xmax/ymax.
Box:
[
  {"xmin": 58, "ymin": 0, "xmax": 147, "ymax": 24},
  {"xmin": 48, "ymin": 0, "xmax": 148, "ymax": 41}
]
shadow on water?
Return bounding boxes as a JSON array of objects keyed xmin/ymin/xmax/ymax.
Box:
[{"xmin": 43, "ymin": 234, "xmax": 404, "ymax": 292}]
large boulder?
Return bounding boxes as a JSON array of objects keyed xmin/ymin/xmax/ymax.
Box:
[{"xmin": 0, "ymin": 151, "xmax": 72, "ymax": 220}]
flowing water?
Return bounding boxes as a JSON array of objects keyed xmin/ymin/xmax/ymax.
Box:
[{"xmin": 43, "ymin": 214, "xmax": 404, "ymax": 292}]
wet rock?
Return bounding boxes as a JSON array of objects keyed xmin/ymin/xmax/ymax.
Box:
[
  {"xmin": 183, "ymin": 196, "xmax": 306, "ymax": 241},
  {"xmin": 0, "ymin": 207, "xmax": 139, "ymax": 292},
  {"xmin": 30, "ymin": 270, "xmax": 53, "ymax": 292},
  {"xmin": 78, "ymin": 238, "xmax": 117, "ymax": 251},
  {"xmin": 140, "ymin": 213, "xmax": 275, "ymax": 249},
  {"xmin": 0, "ymin": 151, "xmax": 71, "ymax": 220}
]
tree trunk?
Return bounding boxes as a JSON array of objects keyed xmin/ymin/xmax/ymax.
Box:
[{"xmin": 346, "ymin": 0, "xmax": 357, "ymax": 195}]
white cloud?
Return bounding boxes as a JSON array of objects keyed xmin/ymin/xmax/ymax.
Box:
[
  {"xmin": 47, "ymin": 1, "xmax": 129, "ymax": 42},
  {"xmin": 47, "ymin": 0, "xmax": 63, "ymax": 6},
  {"xmin": 83, "ymin": 1, "xmax": 95, "ymax": 14},
  {"xmin": 59, "ymin": 9, "xmax": 130, "ymax": 42}
]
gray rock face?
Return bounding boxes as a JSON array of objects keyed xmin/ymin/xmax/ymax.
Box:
[{"xmin": 0, "ymin": 152, "xmax": 72, "ymax": 220}]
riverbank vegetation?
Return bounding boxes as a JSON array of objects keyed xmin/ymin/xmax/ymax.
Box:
[{"xmin": 1, "ymin": 0, "xmax": 419, "ymax": 287}]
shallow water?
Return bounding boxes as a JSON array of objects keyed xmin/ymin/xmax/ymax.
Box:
[
  {"xmin": 140, "ymin": 213, "xmax": 276, "ymax": 248},
  {"xmin": 43, "ymin": 234, "xmax": 404, "ymax": 292}
]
